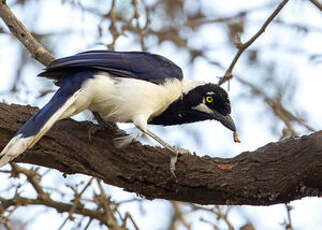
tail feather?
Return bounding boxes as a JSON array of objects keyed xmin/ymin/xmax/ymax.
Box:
[
  {"xmin": 0, "ymin": 134, "xmax": 32, "ymax": 167},
  {"xmin": 0, "ymin": 88, "xmax": 83, "ymax": 167}
]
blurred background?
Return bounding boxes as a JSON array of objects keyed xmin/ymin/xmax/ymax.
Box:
[{"xmin": 0, "ymin": 0, "xmax": 321, "ymax": 229}]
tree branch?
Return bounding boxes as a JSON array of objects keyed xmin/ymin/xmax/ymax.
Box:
[
  {"xmin": 1, "ymin": 0, "xmax": 321, "ymax": 207},
  {"xmin": 218, "ymin": 0, "xmax": 289, "ymax": 85},
  {"xmin": 0, "ymin": 103, "xmax": 321, "ymax": 205},
  {"xmin": 0, "ymin": 1, "xmax": 55, "ymax": 66},
  {"xmin": 0, "ymin": 194, "xmax": 107, "ymax": 224},
  {"xmin": 309, "ymin": 0, "xmax": 322, "ymax": 11}
]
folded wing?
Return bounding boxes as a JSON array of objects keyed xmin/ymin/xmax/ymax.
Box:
[{"xmin": 39, "ymin": 50, "xmax": 184, "ymax": 84}]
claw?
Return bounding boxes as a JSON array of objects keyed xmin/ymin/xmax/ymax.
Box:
[
  {"xmin": 89, "ymin": 112, "xmax": 120, "ymax": 143},
  {"xmin": 93, "ymin": 112, "xmax": 117, "ymax": 129},
  {"xmin": 169, "ymin": 148, "xmax": 190, "ymax": 178},
  {"xmin": 169, "ymin": 152, "xmax": 178, "ymax": 178},
  {"xmin": 88, "ymin": 126, "xmax": 105, "ymax": 143},
  {"xmin": 137, "ymin": 127, "xmax": 190, "ymax": 179}
]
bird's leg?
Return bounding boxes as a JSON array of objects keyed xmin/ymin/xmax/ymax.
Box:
[
  {"xmin": 137, "ymin": 127, "xmax": 189, "ymax": 178},
  {"xmin": 93, "ymin": 112, "xmax": 117, "ymax": 129},
  {"xmin": 88, "ymin": 112, "xmax": 118, "ymax": 143}
]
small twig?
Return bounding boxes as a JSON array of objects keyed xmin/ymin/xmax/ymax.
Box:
[
  {"xmin": 0, "ymin": 1, "xmax": 54, "ymax": 66},
  {"xmin": 0, "ymin": 205, "xmax": 18, "ymax": 228},
  {"xmin": 132, "ymin": 0, "xmax": 146, "ymax": 51},
  {"xmin": 84, "ymin": 218, "xmax": 93, "ymax": 230},
  {"xmin": 117, "ymin": 198, "xmax": 142, "ymax": 205},
  {"xmin": 218, "ymin": 0, "xmax": 289, "ymax": 85},
  {"xmin": 106, "ymin": 0, "xmax": 117, "ymax": 50},
  {"xmin": 213, "ymin": 205, "xmax": 234, "ymax": 230},
  {"xmin": 170, "ymin": 201, "xmax": 191, "ymax": 230},
  {"xmin": 0, "ymin": 194, "xmax": 107, "ymax": 224},
  {"xmin": 10, "ymin": 163, "xmax": 50, "ymax": 200},
  {"xmin": 308, "ymin": 0, "xmax": 322, "ymax": 11},
  {"xmin": 123, "ymin": 212, "xmax": 139, "ymax": 230},
  {"xmin": 96, "ymin": 179, "xmax": 111, "ymax": 225},
  {"xmin": 95, "ymin": 179, "xmax": 121, "ymax": 229},
  {"xmin": 189, "ymin": 204, "xmax": 234, "ymax": 230},
  {"xmin": 57, "ymin": 216, "xmax": 69, "ymax": 230},
  {"xmin": 283, "ymin": 203, "xmax": 294, "ymax": 230},
  {"xmin": 68, "ymin": 177, "xmax": 94, "ymax": 220}
]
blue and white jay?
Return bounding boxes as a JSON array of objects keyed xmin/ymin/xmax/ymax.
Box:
[{"xmin": 0, "ymin": 50, "xmax": 240, "ymax": 176}]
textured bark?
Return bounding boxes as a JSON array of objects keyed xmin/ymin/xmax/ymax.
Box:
[{"xmin": 0, "ymin": 103, "xmax": 322, "ymax": 205}]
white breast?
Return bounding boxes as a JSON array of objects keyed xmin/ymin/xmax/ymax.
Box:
[{"xmin": 82, "ymin": 72, "xmax": 184, "ymax": 123}]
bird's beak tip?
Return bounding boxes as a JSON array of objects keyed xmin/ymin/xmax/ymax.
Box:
[
  {"xmin": 220, "ymin": 114, "xmax": 236, "ymax": 132},
  {"xmin": 212, "ymin": 112, "xmax": 241, "ymax": 143}
]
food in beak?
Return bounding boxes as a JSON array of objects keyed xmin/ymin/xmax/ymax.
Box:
[{"xmin": 233, "ymin": 131, "xmax": 241, "ymax": 143}]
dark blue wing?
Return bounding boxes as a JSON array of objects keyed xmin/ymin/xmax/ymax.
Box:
[{"xmin": 39, "ymin": 50, "xmax": 184, "ymax": 84}]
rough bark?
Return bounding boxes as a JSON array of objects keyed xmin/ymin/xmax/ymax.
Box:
[{"xmin": 0, "ymin": 103, "xmax": 321, "ymax": 205}]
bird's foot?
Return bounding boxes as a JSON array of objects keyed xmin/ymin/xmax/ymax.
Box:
[
  {"xmin": 89, "ymin": 113, "xmax": 119, "ymax": 143},
  {"xmin": 93, "ymin": 112, "xmax": 118, "ymax": 130},
  {"xmin": 104, "ymin": 121, "xmax": 118, "ymax": 130},
  {"xmin": 88, "ymin": 126, "xmax": 105, "ymax": 143},
  {"xmin": 169, "ymin": 147, "xmax": 192, "ymax": 178},
  {"xmin": 169, "ymin": 152, "xmax": 178, "ymax": 178}
]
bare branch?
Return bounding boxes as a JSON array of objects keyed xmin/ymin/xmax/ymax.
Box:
[
  {"xmin": 0, "ymin": 194, "xmax": 106, "ymax": 224},
  {"xmin": 68, "ymin": 177, "xmax": 94, "ymax": 220},
  {"xmin": 0, "ymin": 163, "xmax": 128, "ymax": 229},
  {"xmin": 218, "ymin": 0, "xmax": 289, "ymax": 85},
  {"xmin": 169, "ymin": 201, "xmax": 191, "ymax": 230},
  {"xmin": 309, "ymin": 0, "xmax": 322, "ymax": 11},
  {"xmin": 0, "ymin": 103, "xmax": 321, "ymax": 206},
  {"xmin": 0, "ymin": 1, "xmax": 54, "ymax": 66},
  {"xmin": 95, "ymin": 179, "xmax": 122, "ymax": 229},
  {"xmin": 283, "ymin": 204, "xmax": 294, "ymax": 230},
  {"xmin": 10, "ymin": 163, "xmax": 50, "ymax": 200}
]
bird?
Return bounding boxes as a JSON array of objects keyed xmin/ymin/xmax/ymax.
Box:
[{"xmin": 0, "ymin": 50, "xmax": 240, "ymax": 176}]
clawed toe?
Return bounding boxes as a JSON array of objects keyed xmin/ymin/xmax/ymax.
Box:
[
  {"xmin": 168, "ymin": 147, "xmax": 191, "ymax": 178},
  {"xmin": 88, "ymin": 126, "xmax": 105, "ymax": 143},
  {"xmin": 169, "ymin": 153, "xmax": 178, "ymax": 178}
]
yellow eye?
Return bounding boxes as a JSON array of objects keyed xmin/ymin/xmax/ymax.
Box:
[{"xmin": 205, "ymin": 96, "xmax": 213, "ymax": 103}]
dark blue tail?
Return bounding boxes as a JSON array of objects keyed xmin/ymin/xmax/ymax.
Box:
[{"xmin": 17, "ymin": 71, "xmax": 94, "ymax": 138}]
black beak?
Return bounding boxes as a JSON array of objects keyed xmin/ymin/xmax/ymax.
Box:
[{"xmin": 212, "ymin": 111, "xmax": 236, "ymax": 132}]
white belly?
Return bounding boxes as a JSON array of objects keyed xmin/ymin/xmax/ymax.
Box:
[{"xmin": 82, "ymin": 72, "xmax": 183, "ymax": 123}]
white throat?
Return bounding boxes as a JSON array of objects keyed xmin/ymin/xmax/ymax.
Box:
[{"xmin": 182, "ymin": 79, "xmax": 207, "ymax": 94}]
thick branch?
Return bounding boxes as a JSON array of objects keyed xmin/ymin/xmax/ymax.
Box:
[
  {"xmin": 0, "ymin": 103, "xmax": 321, "ymax": 205},
  {"xmin": 0, "ymin": 1, "xmax": 54, "ymax": 66}
]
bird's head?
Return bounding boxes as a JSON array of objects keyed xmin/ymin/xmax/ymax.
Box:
[
  {"xmin": 182, "ymin": 83, "xmax": 236, "ymax": 132},
  {"xmin": 149, "ymin": 81, "xmax": 239, "ymax": 142}
]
